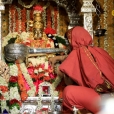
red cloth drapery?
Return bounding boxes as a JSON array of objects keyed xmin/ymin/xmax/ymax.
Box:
[{"xmin": 59, "ymin": 26, "xmax": 114, "ymax": 90}]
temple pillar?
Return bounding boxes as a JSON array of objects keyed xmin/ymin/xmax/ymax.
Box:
[
  {"xmin": 81, "ymin": 0, "xmax": 96, "ymax": 38},
  {"xmin": 0, "ymin": 2, "xmax": 5, "ymax": 60}
]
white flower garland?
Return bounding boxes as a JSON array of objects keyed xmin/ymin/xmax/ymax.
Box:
[
  {"xmin": 1, "ymin": 100, "xmax": 9, "ymax": 113},
  {"xmin": 10, "ymin": 106, "xmax": 20, "ymax": 114},
  {"xmin": 9, "ymin": 64, "xmax": 21, "ymax": 113},
  {"xmin": 103, "ymin": 0, "xmax": 108, "ymax": 51},
  {"xmin": 26, "ymin": 10, "xmax": 30, "ymax": 32},
  {"xmin": 10, "ymin": 87, "xmax": 21, "ymax": 100},
  {"xmin": 0, "ymin": 60, "xmax": 9, "ymax": 112},
  {"xmin": 9, "ymin": 7, "xmax": 12, "ymax": 33},
  {"xmin": 42, "ymin": 8, "xmax": 46, "ymax": 29},
  {"xmin": 0, "ymin": 77, "xmax": 8, "ymax": 86},
  {"xmin": 52, "ymin": 76, "xmax": 62, "ymax": 89},
  {"xmin": 19, "ymin": 31, "xmax": 30, "ymax": 41},
  {"xmin": 9, "ymin": 64, "xmax": 18, "ymax": 76},
  {"xmin": 2, "ymin": 32, "xmax": 18, "ymax": 47},
  {"xmin": 2, "ymin": 32, "xmax": 30, "ymax": 48},
  {"xmin": 13, "ymin": 8, "xmax": 16, "ymax": 32},
  {"xmin": 0, "ymin": 77, "xmax": 9, "ymax": 112}
]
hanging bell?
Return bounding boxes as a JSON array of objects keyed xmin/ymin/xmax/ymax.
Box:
[
  {"xmin": 94, "ymin": 21, "xmax": 107, "ymax": 37},
  {"xmin": 94, "ymin": 20, "xmax": 107, "ymax": 47}
]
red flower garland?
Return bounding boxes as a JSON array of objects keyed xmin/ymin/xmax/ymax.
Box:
[
  {"xmin": 10, "ymin": 99, "xmax": 21, "ymax": 106},
  {"xmin": 44, "ymin": 27, "xmax": 56, "ymax": 34},
  {"xmin": 15, "ymin": 9, "xmax": 19, "ymax": 32},
  {"xmin": 16, "ymin": 63, "xmax": 28, "ymax": 101},
  {"xmin": 33, "ymin": 5, "xmax": 43, "ymax": 12},
  {"xmin": 0, "ymin": 86, "xmax": 8, "ymax": 93},
  {"xmin": 46, "ymin": 7, "xmax": 51, "ymax": 28},
  {"xmin": 21, "ymin": 8, "xmax": 26, "ymax": 32},
  {"xmin": 9, "ymin": 76, "xmax": 18, "ymax": 83},
  {"xmin": 10, "ymin": 5, "xmax": 16, "ymax": 32},
  {"xmin": 0, "ymin": 86, "xmax": 8, "ymax": 100},
  {"xmin": 54, "ymin": 7, "xmax": 58, "ymax": 32}
]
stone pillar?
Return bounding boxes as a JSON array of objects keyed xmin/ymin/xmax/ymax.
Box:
[
  {"xmin": 81, "ymin": 0, "xmax": 96, "ymax": 38},
  {"xmin": 0, "ymin": 2, "xmax": 5, "ymax": 60}
]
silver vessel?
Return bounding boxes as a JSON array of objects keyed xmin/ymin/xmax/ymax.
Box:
[{"xmin": 4, "ymin": 43, "xmax": 68, "ymax": 62}]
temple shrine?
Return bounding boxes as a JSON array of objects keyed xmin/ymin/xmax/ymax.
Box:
[{"xmin": 0, "ymin": 0, "xmax": 114, "ymax": 114}]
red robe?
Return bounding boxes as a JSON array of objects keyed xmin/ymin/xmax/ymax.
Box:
[{"xmin": 59, "ymin": 26, "xmax": 114, "ymax": 113}]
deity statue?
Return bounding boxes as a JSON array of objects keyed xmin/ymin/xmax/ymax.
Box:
[
  {"xmin": 27, "ymin": 4, "xmax": 53, "ymax": 48},
  {"xmin": 28, "ymin": 4, "xmax": 47, "ymax": 40},
  {"xmin": 28, "ymin": 12, "xmax": 44, "ymax": 40},
  {"xmin": 33, "ymin": 12, "xmax": 44, "ymax": 39}
]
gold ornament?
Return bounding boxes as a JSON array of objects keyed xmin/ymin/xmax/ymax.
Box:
[{"xmin": 112, "ymin": 10, "xmax": 114, "ymax": 16}]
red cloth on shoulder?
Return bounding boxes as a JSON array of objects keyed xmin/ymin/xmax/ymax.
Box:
[{"xmin": 59, "ymin": 26, "xmax": 114, "ymax": 90}]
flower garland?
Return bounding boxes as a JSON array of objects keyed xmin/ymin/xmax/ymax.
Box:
[
  {"xmin": 0, "ymin": 77, "xmax": 9, "ymax": 112},
  {"xmin": 26, "ymin": 10, "xmax": 30, "ymax": 32},
  {"xmin": 42, "ymin": 7, "xmax": 47, "ymax": 29},
  {"xmin": 46, "ymin": 7, "xmax": 52, "ymax": 28},
  {"xmin": 16, "ymin": 63, "xmax": 28, "ymax": 101},
  {"xmin": 27, "ymin": 56, "xmax": 56, "ymax": 82},
  {"xmin": 9, "ymin": 6, "xmax": 22, "ymax": 33},
  {"xmin": 51, "ymin": 7, "xmax": 58, "ymax": 33},
  {"xmin": 44, "ymin": 27, "xmax": 68, "ymax": 48},
  {"xmin": 15, "ymin": 6, "xmax": 19, "ymax": 32},
  {"xmin": 20, "ymin": 63, "xmax": 36, "ymax": 97},
  {"xmin": 0, "ymin": 60, "xmax": 9, "ymax": 112},
  {"xmin": 57, "ymin": 5, "xmax": 60, "ymax": 35},
  {"xmin": 21, "ymin": 8, "xmax": 26, "ymax": 32},
  {"xmin": 51, "ymin": 8, "xmax": 54, "ymax": 30},
  {"xmin": 9, "ymin": 5, "xmax": 34, "ymax": 33},
  {"xmin": 2, "ymin": 30, "xmax": 67, "ymax": 103},
  {"xmin": 9, "ymin": 5, "xmax": 16, "ymax": 32},
  {"xmin": 16, "ymin": 6, "xmax": 22, "ymax": 34},
  {"xmin": 33, "ymin": 5, "xmax": 44, "ymax": 14},
  {"xmin": 103, "ymin": 0, "xmax": 108, "ymax": 51},
  {"xmin": 44, "ymin": 27, "xmax": 56, "ymax": 35},
  {"xmin": 13, "ymin": 7, "xmax": 16, "ymax": 32},
  {"xmin": 9, "ymin": 64, "xmax": 21, "ymax": 114},
  {"xmin": 2, "ymin": 32, "xmax": 31, "ymax": 48},
  {"xmin": 9, "ymin": 5, "xmax": 12, "ymax": 32},
  {"xmin": 2, "ymin": 32, "xmax": 18, "ymax": 47},
  {"xmin": 54, "ymin": 7, "xmax": 58, "ymax": 32},
  {"xmin": 8, "ymin": 4, "xmax": 60, "ymax": 34}
]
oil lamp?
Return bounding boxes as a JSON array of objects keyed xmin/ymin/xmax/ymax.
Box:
[{"xmin": 93, "ymin": 0, "xmax": 107, "ymax": 47}]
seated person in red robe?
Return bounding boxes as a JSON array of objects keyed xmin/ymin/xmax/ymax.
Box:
[{"xmin": 49, "ymin": 26, "xmax": 114, "ymax": 114}]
